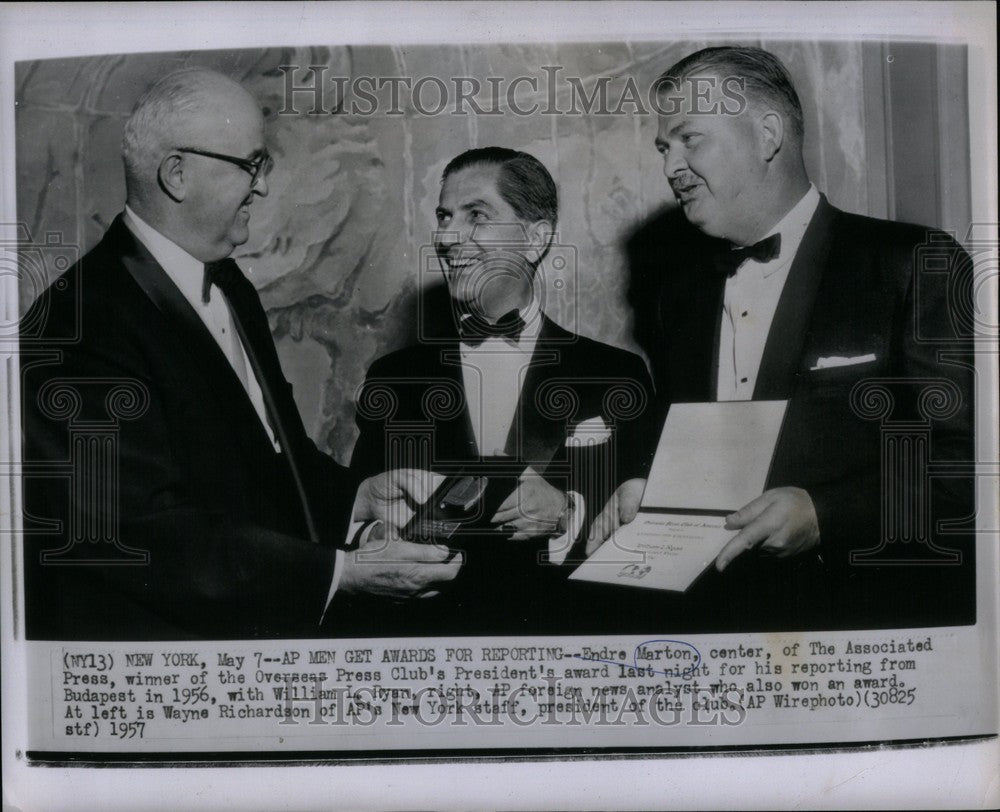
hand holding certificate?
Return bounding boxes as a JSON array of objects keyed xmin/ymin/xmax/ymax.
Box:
[
  {"xmin": 570, "ymin": 401, "xmax": 788, "ymax": 591},
  {"xmin": 715, "ymin": 485, "xmax": 820, "ymax": 571}
]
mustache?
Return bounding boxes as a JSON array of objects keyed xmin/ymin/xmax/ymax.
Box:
[{"xmin": 669, "ymin": 175, "xmax": 701, "ymax": 192}]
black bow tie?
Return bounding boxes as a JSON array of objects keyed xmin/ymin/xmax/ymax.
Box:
[
  {"xmin": 457, "ymin": 308, "xmax": 526, "ymax": 346},
  {"xmin": 713, "ymin": 233, "xmax": 782, "ymax": 278},
  {"xmin": 202, "ymin": 259, "xmax": 243, "ymax": 303}
]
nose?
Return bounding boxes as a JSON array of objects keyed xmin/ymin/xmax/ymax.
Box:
[
  {"xmin": 436, "ymin": 220, "xmax": 469, "ymax": 253},
  {"xmin": 252, "ymin": 171, "xmax": 269, "ymax": 197},
  {"xmin": 663, "ymin": 146, "xmax": 687, "ymax": 180},
  {"xmin": 436, "ymin": 228, "xmax": 459, "ymax": 250}
]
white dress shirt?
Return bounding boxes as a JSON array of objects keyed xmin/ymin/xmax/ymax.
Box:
[
  {"xmin": 123, "ymin": 207, "xmax": 356, "ymax": 612},
  {"xmin": 458, "ymin": 301, "xmax": 583, "ymax": 563},
  {"xmin": 717, "ymin": 185, "xmax": 821, "ymax": 401},
  {"xmin": 459, "ymin": 304, "xmax": 542, "ymax": 457}
]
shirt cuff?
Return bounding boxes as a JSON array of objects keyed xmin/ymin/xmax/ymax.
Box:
[
  {"xmin": 321, "ymin": 520, "xmax": 378, "ymax": 622},
  {"xmin": 548, "ymin": 491, "xmax": 585, "ymax": 565}
]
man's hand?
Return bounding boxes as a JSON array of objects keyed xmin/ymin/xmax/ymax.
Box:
[
  {"xmin": 490, "ymin": 467, "xmax": 567, "ymax": 541},
  {"xmin": 585, "ymin": 478, "xmax": 646, "ymax": 555},
  {"xmin": 715, "ymin": 487, "xmax": 820, "ymax": 571},
  {"xmin": 353, "ymin": 469, "xmax": 441, "ymax": 536},
  {"xmin": 339, "ymin": 528, "xmax": 463, "ymax": 600}
]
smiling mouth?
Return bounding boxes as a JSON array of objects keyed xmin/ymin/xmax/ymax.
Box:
[{"xmin": 442, "ymin": 254, "xmax": 482, "ymax": 273}]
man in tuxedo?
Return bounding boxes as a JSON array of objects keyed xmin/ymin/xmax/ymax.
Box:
[
  {"xmin": 350, "ymin": 147, "xmax": 654, "ymax": 634},
  {"xmin": 20, "ymin": 68, "xmax": 460, "ymax": 640},
  {"xmin": 605, "ymin": 46, "xmax": 975, "ymax": 629}
]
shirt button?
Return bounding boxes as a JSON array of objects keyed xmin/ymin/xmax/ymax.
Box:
[
  {"xmin": 741, "ymin": 311, "xmax": 748, "ymax": 318},
  {"xmin": 740, "ymin": 377, "xmax": 748, "ymax": 383}
]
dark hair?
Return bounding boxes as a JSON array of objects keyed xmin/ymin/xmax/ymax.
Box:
[
  {"xmin": 658, "ymin": 46, "xmax": 804, "ymax": 141},
  {"xmin": 442, "ymin": 147, "xmax": 558, "ymax": 227}
]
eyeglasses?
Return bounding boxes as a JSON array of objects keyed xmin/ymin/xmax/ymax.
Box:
[{"xmin": 177, "ymin": 147, "xmax": 274, "ymax": 186}]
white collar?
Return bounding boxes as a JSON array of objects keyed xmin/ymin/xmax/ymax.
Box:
[
  {"xmin": 123, "ymin": 205, "xmax": 206, "ymax": 306},
  {"xmin": 753, "ymin": 184, "xmax": 821, "ymax": 278}
]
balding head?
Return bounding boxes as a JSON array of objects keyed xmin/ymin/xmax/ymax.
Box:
[
  {"xmin": 121, "ymin": 68, "xmax": 269, "ymax": 261},
  {"xmin": 123, "ymin": 68, "xmax": 252, "ymax": 200}
]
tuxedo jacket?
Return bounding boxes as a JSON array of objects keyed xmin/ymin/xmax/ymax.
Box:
[
  {"xmin": 627, "ymin": 195, "xmax": 976, "ymax": 628},
  {"xmin": 347, "ymin": 314, "xmax": 655, "ymax": 634},
  {"xmin": 20, "ymin": 215, "xmax": 357, "ymax": 640}
]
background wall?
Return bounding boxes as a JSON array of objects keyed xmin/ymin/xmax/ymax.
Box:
[{"xmin": 15, "ymin": 40, "xmax": 969, "ymax": 464}]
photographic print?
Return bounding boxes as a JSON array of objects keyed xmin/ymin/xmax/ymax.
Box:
[{"xmin": 2, "ymin": 2, "xmax": 997, "ymax": 809}]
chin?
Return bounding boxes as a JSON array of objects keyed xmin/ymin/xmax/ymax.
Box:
[
  {"xmin": 683, "ymin": 211, "xmax": 726, "ymax": 240},
  {"xmin": 227, "ymin": 227, "xmax": 250, "ymax": 248}
]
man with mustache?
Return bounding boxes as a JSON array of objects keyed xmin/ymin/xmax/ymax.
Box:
[
  {"xmin": 610, "ymin": 46, "xmax": 975, "ymax": 628},
  {"xmin": 20, "ymin": 68, "xmax": 460, "ymax": 639},
  {"xmin": 350, "ymin": 147, "xmax": 654, "ymax": 634}
]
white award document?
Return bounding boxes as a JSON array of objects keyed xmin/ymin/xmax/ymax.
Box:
[
  {"xmin": 642, "ymin": 400, "xmax": 789, "ymax": 511},
  {"xmin": 571, "ymin": 401, "xmax": 788, "ymax": 591},
  {"xmin": 569, "ymin": 512, "xmax": 735, "ymax": 590}
]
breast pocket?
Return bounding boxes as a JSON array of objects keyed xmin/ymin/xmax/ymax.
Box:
[{"xmin": 795, "ymin": 359, "xmax": 882, "ymax": 395}]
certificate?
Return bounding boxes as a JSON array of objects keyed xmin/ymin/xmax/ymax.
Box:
[{"xmin": 570, "ymin": 401, "xmax": 788, "ymax": 591}]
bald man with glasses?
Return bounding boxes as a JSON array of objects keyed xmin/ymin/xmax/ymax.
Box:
[{"xmin": 21, "ymin": 68, "xmax": 460, "ymax": 640}]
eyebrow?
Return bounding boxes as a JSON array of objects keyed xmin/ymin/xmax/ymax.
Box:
[
  {"xmin": 660, "ymin": 119, "xmax": 696, "ymax": 141},
  {"xmin": 435, "ymin": 198, "xmax": 497, "ymax": 217},
  {"xmin": 460, "ymin": 198, "xmax": 495, "ymax": 212}
]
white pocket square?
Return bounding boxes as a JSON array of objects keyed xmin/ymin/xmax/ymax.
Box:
[
  {"xmin": 810, "ymin": 353, "xmax": 877, "ymax": 371},
  {"xmin": 565, "ymin": 416, "xmax": 611, "ymax": 446}
]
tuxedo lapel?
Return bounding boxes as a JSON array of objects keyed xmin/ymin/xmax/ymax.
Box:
[
  {"xmin": 430, "ymin": 346, "xmax": 479, "ymax": 462},
  {"xmin": 223, "ymin": 268, "xmax": 304, "ymax": 443},
  {"xmin": 754, "ymin": 196, "xmax": 837, "ymax": 399},
  {"xmin": 509, "ymin": 316, "xmax": 570, "ymax": 464},
  {"xmin": 218, "ymin": 264, "xmax": 325, "ymax": 544}
]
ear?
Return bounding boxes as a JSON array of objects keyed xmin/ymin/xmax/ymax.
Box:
[
  {"xmin": 524, "ymin": 219, "xmax": 555, "ymax": 265},
  {"xmin": 758, "ymin": 111, "xmax": 784, "ymax": 162},
  {"xmin": 157, "ymin": 152, "xmax": 187, "ymax": 202}
]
